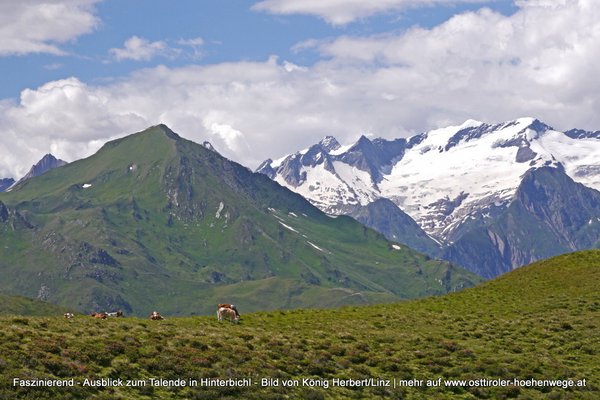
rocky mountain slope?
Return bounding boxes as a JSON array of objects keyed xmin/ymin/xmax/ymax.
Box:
[
  {"xmin": 7, "ymin": 153, "xmax": 67, "ymax": 191},
  {"xmin": 445, "ymin": 167, "xmax": 600, "ymax": 277},
  {"xmin": 258, "ymin": 118, "xmax": 600, "ymax": 277},
  {"xmin": 0, "ymin": 125, "xmax": 479, "ymax": 315}
]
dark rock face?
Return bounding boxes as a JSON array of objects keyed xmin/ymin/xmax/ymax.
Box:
[
  {"xmin": 515, "ymin": 146, "xmax": 537, "ymax": 163},
  {"xmin": 426, "ymin": 192, "xmax": 469, "ymax": 217},
  {"xmin": 445, "ymin": 124, "xmax": 497, "ymax": 151},
  {"xmin": 338, "ymin": 136, "xmax": 408, "ymax": 182},
  {"xmin": 301, "ymin": 144, "xmax": 336, "ymax": 173},
  {"xmin": 564, "ymin": 128, "xmax": 600, "ymax": 139},
  {"xmin": 278, "ymin": 154, "xmax": 307, "ymax": 187},
  {"xmin": 23, "ymin": 154, "xmax": 68, "ymax": 180},
  {"xmin": 256, "ymin": 159, "xmax": 276, "ymax": 179},
  {"xmin": 522, "ymin": 119, "xmax": 553, "ymax": 136},
  {"xmin": 445, "ymin": 167, "xmax": 600, "ymax": 278},
  {"xmin": 0, "ymin": 202, "xmax": 35, "ymax": 229},
  {"xmin": 11, "ymin": 154, "xmax": 67, "ymax": 189}
]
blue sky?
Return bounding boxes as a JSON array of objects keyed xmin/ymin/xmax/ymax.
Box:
[
  {"xmin": 1, "ymin": 0, "xmax": 518, "ymax": 99},
  {"xmin": 0, "ymin": 0, "xmax": 597, "ymax": 178}
]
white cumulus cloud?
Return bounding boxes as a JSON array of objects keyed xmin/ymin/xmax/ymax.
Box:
[
  {"xmin": 0, "ymin": 0, "xmax": 100, "ymax": 56},
  {"xmin": 109, "ymin": 36, "xmax": 178, "ymax": 61},
  {"xmin": 252, "ymin": 0, "xmax": 493, "ymax": 25},
  {"xmin": 1, "ymin": 1, "xmax": 600, "ymax": 181}
]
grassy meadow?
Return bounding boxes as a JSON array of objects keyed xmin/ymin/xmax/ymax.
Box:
[{"xmin": 0, "ymin": 250, "xmax": 598, "ymax": 399}]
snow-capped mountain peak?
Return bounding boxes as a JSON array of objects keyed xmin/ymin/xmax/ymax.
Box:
[
  {"xmin": 258, "ymin": 117, "xmax": 600, "ymax": 243},
  {"xmin": 318, "ymin": 135, "xmax": 341, "ymax": 152}
]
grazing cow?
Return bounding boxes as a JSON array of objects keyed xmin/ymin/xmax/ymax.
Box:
[
  {"xmin": 217, "ymin": 307, "xmax": 240, "ymax": 323},
  {"xmin": 217, "ymin": 303, "xmax": 240, "ymax": 318},
  {"xmin": 106, "ymin": 310, "xmax": 124, "ymax": 317},
  {"xmin": 91, "ymin": 312, "xmax": 107, "ymax": 319},
  {"xmin": 63, "ymin": 312, "xmax": 74, "ymax": 319},
  {"xmin": 149, "ymin": 311, "xmax": 164, "ymax": 320}
]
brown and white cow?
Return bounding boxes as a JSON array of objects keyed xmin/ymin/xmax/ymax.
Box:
[
  {"xmin": 90, "ymin": 312, "xmax": 107, "ymax": 319},
  {"xmin": 217, "ymin": 307, "xmax": 240, "ymax": 323},
  {"xmin": 217, "ymin": 303, "xmax": 240, "ymax": 317},
  {"xmin": 63, "ymin": 312, "xmax": 75, "ymax": 319}
]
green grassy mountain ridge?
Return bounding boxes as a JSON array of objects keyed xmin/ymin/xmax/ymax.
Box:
[
  {"xmin": 0, "ymin": 294, "xmax": 69, "ymax": 316},
  {"xmin": 1, "ymin": 250, "xmax": 597, "ymax": 399},
  {"xmin": 0, "ymin": 125, "xmax": 479, "ymax": 315}
]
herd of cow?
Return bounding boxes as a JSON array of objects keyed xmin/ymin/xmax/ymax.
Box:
[{"xmin": 62, "ymin": 303, "xmax": 240, "ymax": 323}]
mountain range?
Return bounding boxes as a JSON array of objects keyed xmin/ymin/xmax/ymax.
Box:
[
  {"xmin": 0, "ymin": 125, "xmax": 479, "ymax": 315},
  {"xmin": 257, "ymin": 117, "xmax": 600, "ymax": 277},
  {"xmin": 1, "ymin": 153, "xmax": 67, "ymax": 192}
]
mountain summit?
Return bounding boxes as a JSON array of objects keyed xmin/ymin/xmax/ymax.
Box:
[
  {"xmin": 9, "ymin": 153, "xmax": 67, "ymax": 191},
  {"xmin": 258, "ymin": 117, "xmax": 600, "ymax": 277},
  {"xmin": 0, "ymin": 124, "xmax": 478, "ymax": 315}
]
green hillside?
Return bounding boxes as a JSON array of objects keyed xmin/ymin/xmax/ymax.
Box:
[
  {"xmin": 0, "ymin": 294, "xmax": 69, "ymax": 316},
  {"xmin": 0, "ymin": 125, "xmax": 479, "ymax": 315},
  {"xmin": 0, "ymin": 250, "xmax": 597, "ymax": 399}
]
